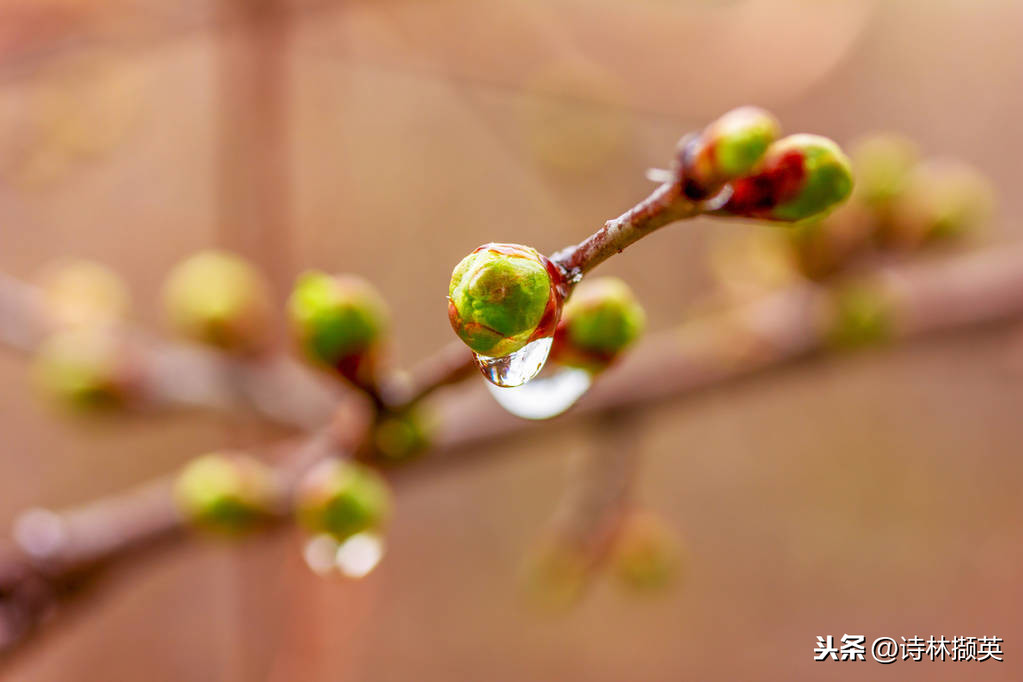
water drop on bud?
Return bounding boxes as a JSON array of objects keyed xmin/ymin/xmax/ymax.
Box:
[
  {"xmin": 163, "ymin": 250, "xmax": 273, "ymax": 353},
  {"xmin": 448, "ymin": 243, "xmax": 568, "ymax": 387}
]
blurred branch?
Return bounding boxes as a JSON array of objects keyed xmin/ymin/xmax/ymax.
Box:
[
  {"xmin": 4, "ymin": 243, "xmax": 1023, "ymax": 666},
  {"xmin": 0, "ymin": 427, "xmax": 346, "ymax": 664},
  {"xmin": 0, "ymin": 271, "xmax": 342, "ymax": 430}
]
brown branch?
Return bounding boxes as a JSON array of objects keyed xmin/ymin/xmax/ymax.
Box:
[
  {"xmin": 3, "ymin": 243, "xmax": 1023, "ymax": 665},
  {"xmin": 551, "ymin": 180, "xmax": 701, "ymax": 277},
  {"xmin": 0, "ymin": 271, "xmax": 343, "ymax": 430},
  {"xmin": 0, "ymin": 427, "xmax": 349, "ymax": 664}
]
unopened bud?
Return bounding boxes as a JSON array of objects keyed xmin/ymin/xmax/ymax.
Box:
[
  {"xmin": 33, "ymin": 326, "xmax": 138, "ymax": 410},
  {"xmin": 680, "ymin": 106, "xmax": 780, "ymax": 199},
  {"xmin": 174, "ymin": 453, "xmax": 278, "ymax": 533},
  {"xmin": 551, "ymin": 277, "xmax": 645, "ymax": 372},
  {"xmin": 296, "ymin": 459, "xmax": 392, "ymax": 542}
]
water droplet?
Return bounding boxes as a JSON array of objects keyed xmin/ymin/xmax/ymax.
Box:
[
  {"xmin": 486, "ymin": 367, "xmax": 592, "ymax": 420},
  {"xmin": 303, "ymin": 533, "xmax": 340, "ymax": 576},
  {"xmin": 474, "ymin": 336, "xmax": 553, "ymax": 388},
  {"xmin": 335, "ymin": 532, "xmax": 385, "ymax": 579}
]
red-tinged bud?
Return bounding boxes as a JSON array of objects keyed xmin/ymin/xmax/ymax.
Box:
[{"xmin": 679, "ymin": 106, "xmax": 781, "ymax": 200}]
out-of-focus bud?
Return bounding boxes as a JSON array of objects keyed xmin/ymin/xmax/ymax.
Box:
[
  {"xmin": 174, "ymin": 453, "xmax": 278, "ymax": 533},
  {"xmin": 163, "ymin": 250, "xmax": 273, "ymax": 353},
  {"xmin": 610, "ymin": 511, "xmax": 683, "ymax": 592},
  {"xmin": 288, "ymin": 271, "xmax": 389, "ymax": 387},
  {"xmin": 519, "ymin": 540, "xmax": 590, "ymax": 613},
  {"xmin": 550, "ymin": 277, "xmax": 645, "ymax": 372},
  {"xmin": 825, "ymin": 281, "xmax": 895, "ymax": 349},
  {"xmin": 680, "ymin": 106, "xmax": 781, "ymax": 199},
  {"xmin": 32, "ymin": 326, "xmax": 138, "ymax": 410},
  {"xmin": 721, "ymin": 134, "xmax": 854, "ymax": 223},
  {"xmin": 448, "ymin": 243, "xmax": 565, "ymax": 358},
  {"xmin": 373, "ymin": 407, "xmax": 435, "ymax": 463},
  {"xmin": 295, "ymin": 459, "xmax": 392, "ymax": 542},
  {"xmin": 850, "ymin": 134, "xmax": 919, "ymax": 208},
  {"xmin": 884, "ymin": 160, "xmax": 994, "ymax": 248},
  {"xmin": 36, "ymin": 259, "xmax": 130, "ymax": 328}
]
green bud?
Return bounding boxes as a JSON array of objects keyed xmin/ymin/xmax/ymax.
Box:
[
  {"xmin": 373, "ymin": 407, "xmax": 435, "ymax": 463},
  {"xmin": 723, "ymin": 134, "xmax": 854, "ymax": 223},
  {"xmin": 552, "ymin": 277, "xmax": 645, "ymax": 372},
  {"xmin": 850, "ymin": 134, "xmax": 919, "ymax": 207},
  {"xmin": 888, "ymin": 160, "xmax": 994, "ymax": 246},
  {"xmin": 826, "ymin": 281, "xmax": 895, "ymax": 350},
  {"xmin": 296, "ymin": 459, "xmax": 392, "ymax": 542},
  {"xmin": 610, "ymin": 511, "xmax": 683, "ymax": 592},
  {"xmin": 448, "ymin": 243, "xmax": 561, "ymax": 357},
  {"xmin": 33, "ymin": 326, "xmax": 137, "ymax": 410},
  {"xmin": 682, "ymin": 106, "xmax": 780, "ymax": 198},
  {"xmin": 288, "ymin": 271, "xmax": 389, "ymax": 380},
  {"xmin": 163, "ymin": 250, "xmax": 273, "ymax": 352},
  {"xmin": 519, "ymin": 540, "xmax": 589, "ymax": 613},
  {"xmin": 174, "ymin": 453, "xmax": 278, "ymax": 533},
  {"xmin": 36, "ymin": 259, "xmax": 130, "ymax": 328}
]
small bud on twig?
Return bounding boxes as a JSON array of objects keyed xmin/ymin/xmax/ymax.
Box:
[
  {"xmin": 610, "ymin": 511, "xmax": 683, "ymax": 592},
  {"xmin": 720, "ymin": 134, "xmax": 854, "ymax": 222},
  {"xmin": 825, "ymin": 281, "xmax": 895, "ymax": 349},
  {"xmin": 295, "ymin": 458, "xmax": 392, "ymax": 542},
  {"xmin": 373, "ymin": 407, "xmax": 434, "ymax": 463},
  {"xmin": 679, "ymin": 106, "xmax": 781, "ymax": 200},
  {"xmin": 551, "ymin": 277, "xmax": 645, "ymax": 372},
  {"xmin": 174, "ymin": 453, "xmax": 278, "ymax": 533},
  {"xmin": 32, "ymin": 327, "xmax": 139, "ymax": 410},
  {"xmin": 288, "ymin": 271, "xmax": 390, "ymax": 388},
  {"xmin": 163, "ymin": 250, "xmax": 273, "ymax": 353},
  {"xmin": 35, "ymin": 259, "xmax": 130, "ymax": 328}
]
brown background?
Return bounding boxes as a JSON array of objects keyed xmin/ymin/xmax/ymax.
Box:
[{"xmin": 1, "ymin": 0, "xmax": 1022, "ymax": 679}]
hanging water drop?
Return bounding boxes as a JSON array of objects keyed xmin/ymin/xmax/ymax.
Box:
[
  {"xmin": 474, "ymin": 336, "xmax": 553, "ymax": 388},
  {"xmin": 486, "ymin": 367, "xmax": 592, "ymax": 420},
  {"xmin": 335, "ymin": 532, "xmax": 385, "ymax": 579},
  {"xmin": 303, "ymin": 533, "xmax": 340, "ymax": 576}
]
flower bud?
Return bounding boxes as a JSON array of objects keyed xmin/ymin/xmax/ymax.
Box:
[
  {"xmin": 610, "ymin": 511, "xmax": 683, "ymax": 592},
  {"xmin": 519, "ymin": 540, "xmax": 589, "ymax": 613},
  {"xmin": 448, "ymin": 243, "xmax": 565, "ymax": 358},
  {"xmin": 850, "ymin": 134, "xmax": 919, "ymax": 207},
  {"xmin": 825, "ymin": 281, "xmax": 895, "ymax": 349},
  {"xmin": 680, "ymin": 106, "xmax": 780, "ymax": 199},
  {"xmin": 288, "ymin": 271, "xmax": 389, "ymax": 386},
  {"xmin": 174, "ymin": 453, "xmax": 278, "ymax": 533},
  {"xmin": 885, "ymin": 160, "xmax": 994, "ymax": 247},
  {"xmin": 163, "ymin": 250, "xmax": 273, "ymax": 353},
  {"xmin": 32, "ymin": 326, "xmax": 138, "ymax": 410},
  {"xmin": 373, "ymin": 407, "xmax": 435, "ymax": 463},
  {"xmin": 36, "ymin": 259, "xmax": 130, "ymax": 328},
  {"xmin": 722, "ymin": 134, "xmax": 854, "ymax": 222},
  {"xmin": 551, "ymin": 277, "xmax": 645, "ymax": 372},
  {"xmin": 295, "ymin": 459, "xmax": 392, "ymax": 542}
]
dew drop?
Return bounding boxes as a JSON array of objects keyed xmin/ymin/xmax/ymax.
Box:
[
  {"xmin": 335, "ymin": 532, "xmax": 385, "ymax": 579},
  {"xmin": 473, "ymin": 336, "xmax": 553, "ymax": 388},
  {"xmin": 486, "ymin": 367, "xmax": 592, "ymax": 420},
  {"xmin": 303, "ymin": 533, "xmax": 340, "ymax": 576}
]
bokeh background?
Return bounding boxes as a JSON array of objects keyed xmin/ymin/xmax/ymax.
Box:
[{"xmin": 2, "ymin": 0, "xmax": 1023, "ymax": 679}]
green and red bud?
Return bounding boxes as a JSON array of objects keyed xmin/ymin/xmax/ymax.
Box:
[
  {"xmin": 610, "ymin": 511, "xmax": 683, "ymax": 592},
  {"xmin": 550, "ymin": 277, "xmax": 645, "ymax": 372},
  {"xmin": 163, "ymin": 250, "xmax": 273, "ymax": 353},
  {"xmin": 720, "ymin": 134, "xmax": 854, "ymax": 223},
  {"xmin": 288, "ymin": 271, "xmax": 390, "ymax": 387},
  {"xmin": 679, "ymin": 106, "xmax": 781, "ymax": 200},
  {"xmin": 32, "ymin": 327, "xmax": 139, "ymax": 410},
  {"xmin": 36, "ymin": 259, "xmax": 130, "ymax": 328},
  {"xmin": 174, "ymin": 453, "xmax": 279, "ymax": 533},
  {"xmin": 295, "ymin": 458, "xmax": 392, "ymax": 542},
  {"xmin": 448, "ymin": 243, "xmax": 567, "ymax": 358}
]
